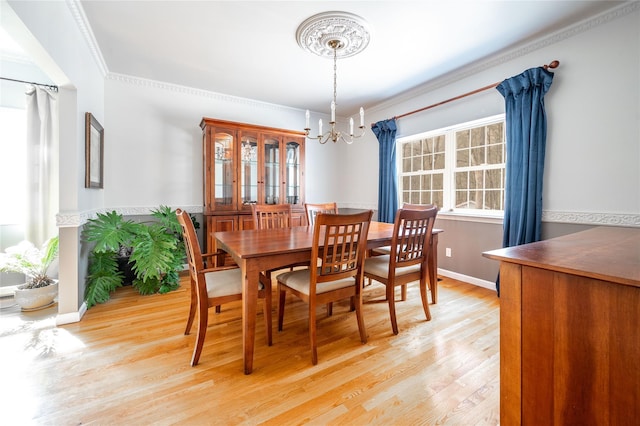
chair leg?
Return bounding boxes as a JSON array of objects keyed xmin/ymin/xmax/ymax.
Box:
[
  {"xmin": 387, "ymin": 284, "xmax": 399, "ymax": 335},
  {"xmin": 215, "ymin": 305, "xmax": 221, "ymax": 313},
  {"xmin": 185, "ymin": 280, "xmax": 197, "ymax": 335},
  {"xmin": 277, "ymin": 284, "xmax": 286, "ymax": 331},
  {"xmin": 419, "ymin": 278, "xmax": 432, "ymax": 321},
  {"xmin": 354, "ymin": 295, "xmax": 367, "ymax": 343},
  {"xmin": 191, "ymin": 297, "xmax": 209, "ymax": 366},
  {"xmin": 401, "ymin": 284, "xmax": 407, "ymax": 301},
  {"xmin": 327, "ymin": 302, "xmax": 333, "ymax": 316},
  {"xmin": 309, "ymin": 304, "xmax": 318, "ymax": 365}
]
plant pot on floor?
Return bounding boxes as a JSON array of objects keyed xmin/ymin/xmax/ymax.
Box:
[
  {"xmin": 14, "ymin": 280, "xmax": 58, "ymax": 311},
  {"xmin": 117, "ymin": 256, "xmax": 136, "ymax": 286}
]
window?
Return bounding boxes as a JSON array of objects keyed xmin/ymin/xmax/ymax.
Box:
[
  {"xmin": 0, "ymin": 106, "xmax": 26, "ymax": 225},
  {"xmin": 398, "ymin": 114, "xmax": 505, "ymax": 215}
]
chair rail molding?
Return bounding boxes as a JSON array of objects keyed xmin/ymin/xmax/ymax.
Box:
[
  {"xmin": 56, "ymin": 205, "xmax": 204, "ymax": 228},
  {"xmin": 542, "ymin": 210, "xmax": 640, "ymax": 227}
]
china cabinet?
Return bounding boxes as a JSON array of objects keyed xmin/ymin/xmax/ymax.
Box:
[{"xmin": 200, "ymin": 118, "xmax": 305, "ymax": 256}]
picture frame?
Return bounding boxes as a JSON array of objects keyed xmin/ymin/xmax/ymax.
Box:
[{"xmin": 85, "ymin": 112, "xmax": 104, "ymax": 188}]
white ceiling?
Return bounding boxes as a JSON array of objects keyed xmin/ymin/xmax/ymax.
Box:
[{"xmin": 5, "ymin": 1, "xmax": 626, "ymax": 115}]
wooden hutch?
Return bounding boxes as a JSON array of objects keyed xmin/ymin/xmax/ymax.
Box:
[{"xmin": 200, "ymin": 118, "xmax": 306, "ymax": 256}]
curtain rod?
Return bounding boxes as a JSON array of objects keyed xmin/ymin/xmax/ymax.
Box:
[
  {"xmin": 0, "ymin": 76, "xmax": 58, "ymax": 92},
  {"xmin": 381, "ymin": 60, "xmax": 560, "ymax": 123}
]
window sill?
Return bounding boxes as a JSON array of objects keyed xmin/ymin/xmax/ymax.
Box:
[{"xmin": 436, "ymin": 210, "xmax": 503, "ymax": 225}]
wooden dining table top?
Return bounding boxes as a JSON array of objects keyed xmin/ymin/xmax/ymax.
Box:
[{"xmin": 215, "ymin": 221, "xmax": 403, "ymax": 259}]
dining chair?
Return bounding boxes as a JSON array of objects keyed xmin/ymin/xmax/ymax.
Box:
[
  {"xmin": 368, "ymin": 203, "xmax": 438, "ymax": 299},
  {"xmin": 363, "ymin": 206, "xmax": 438, "ymax": 335},
  {"xmin": 304, "ymin": 202, "xmax": 338, "ymax": 226},
  {"xmin": 276, "ymin": 210, "xmax": 373, "ymax": 365},
  {"xmin": 176, "ymin": 208, "xmax": 272, "ymax": 366},
  {"xmin": 370, "ymin": 203, "xmax": 435, "ymax": 254},
  {"xmin": 250, "ymin": 203, "xmax": 308, "ymax": 292},
  {"xmin": 251, "ymin": 203, "xmax": 293, "ymax": 229}
]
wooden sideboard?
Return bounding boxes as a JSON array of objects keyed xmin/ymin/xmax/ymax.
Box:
[{"xmin": 483, "ymin": 226, "xmax": 640, "ymax": 425}]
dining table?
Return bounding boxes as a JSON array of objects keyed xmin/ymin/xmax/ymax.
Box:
[{"xmin": 214, "ymin": 221, "xmax": 442, "ymax": 374}]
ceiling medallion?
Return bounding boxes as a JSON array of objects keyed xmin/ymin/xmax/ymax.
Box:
[
  {"xmin": 296, "ymin": 11, "xmax": 370, "ymax": 59},
  {"xmin": 297, "ymin": 12, "xmax": 370, "ymax": 144}
]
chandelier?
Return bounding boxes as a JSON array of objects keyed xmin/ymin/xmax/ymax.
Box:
[{"xmin": 296, "ymin": 12, "xmax": 370, "ymax": 144}]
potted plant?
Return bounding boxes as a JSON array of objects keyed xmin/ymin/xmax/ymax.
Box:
[
  {"xmin": 0, "ymin": 236, "xmax": 59, "ymax": 310},
  {"xmin": 83, "ymin": 206, "xmax": 188, "ymax": 308}
]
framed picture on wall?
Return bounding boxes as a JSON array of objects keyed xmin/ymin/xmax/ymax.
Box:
[{"xmin": 85, "ymin": 112, "xmax": 104, "ymax": 188}]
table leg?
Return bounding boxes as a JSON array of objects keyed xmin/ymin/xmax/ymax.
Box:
[
  {"xmin": 242, "ymin": 259, "xmax": 259, "ymax": 374},
  {"xmin": 428, "ymin": 234, "xmax": 439, "ymax": 304}
]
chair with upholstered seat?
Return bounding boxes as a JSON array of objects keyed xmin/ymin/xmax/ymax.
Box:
[
  {"xmin": 251, "ymin": 203, "xmax": 308, "ymax": 292},
  {"xmin": 369, "ymin": 203, "xmax": 437, "ymax": 300},
  {"xmin": 304, "ymin": 202, "xmax": 338, "ymax": 226},
  {"xmin": 304, "ymin": 202, "xmax": 340, "ymax": 314},
  {"xmin": 363, "ymin": 206, "xmax": 438, "ymax": 335},
  {"xmin": 276, "ymin": 210, "xmax": 373, "ymax": 365},
  {"xmin": 176, "ymin": 208, "xmax": 272, "ymax": 366}
]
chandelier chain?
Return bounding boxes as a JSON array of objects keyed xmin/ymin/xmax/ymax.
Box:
[{"xmin": 333, "ymin": 47, "xmax": 338, "ymax": 120}]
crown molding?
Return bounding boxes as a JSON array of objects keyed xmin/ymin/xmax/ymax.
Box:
[
  {"xmin": 66, "ymin": 0, "xmax": 108, "ymax": 76},
  {"xmin": 56, "ymin": 205, "xmax": 204, "ymax": 228},
  {"xmin": 369, "ymin": 1, "xmax": 639, "ymax": 114},
  {"xmin": 105, "ymin": 72, "xmax": 304, "ymax": 113}
]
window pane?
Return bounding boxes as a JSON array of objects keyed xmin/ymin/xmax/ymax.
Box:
[
  {"xmin": 456, "ymin": 190, "xmax": 468, "ymax": 208},
  {"xmin": 485, "ymin": 190, "xmax": 503, "ymax": 210},
  {"xmin": 470, "ymin": 147, "xmax": 485, "ymax": 166},
  {"xmin": 456, "ymin": 171, "xmax": 468, "ymax": 189},
  {"xmin": 402, "ymin": 157, "xmax": 411, "ymax": 173},
  {"xmin": 422, "ymin": 154, "xmax": 432, "ymax": 171},
  {"xmin": 411, "ymin": 140, "xmax": 421, "ymax": 156},
  {"xmin": 422, "ymin": 174, "xmax": 431, "ymax": 190},
  {"xmin": 402, "ymin": 175, "xmax": 410, "ymax": 189},
  {"xmin": 456, "ymin": 148, "xmax": 469, "ymax": 167},
  {"xmin": 456, "ymin": 130, "xmax": 469, "ymax": 149},
  {"xmin": 434, "ymin": 152, "xmax": 445, "ymax": 169},
  {"xmin": 470, "ymin": 127, "xmax": 485, "ymax": 147},
  {"xmin": 420, "ymin": 191, "xmax": 430, "ymax": 204},
  {"xmin": 412, "ymin": 156, "xmax": 422, "ymax": 172},
  {"xmin": 487, "ymin": 143, "xmax": 503, "ymax": 164},
  {"xmin": 487, "ymin": 123, "xmax": 503, "ymax": 144},
  {"xmin": 485, "ymin": 169, "xmax": 502, "ymax": 189},
  {"xmin": 410, "ymin": 175, "xmax": 420, "ymax": 190},
  {"xmin": 432, "ymin": 173, "xmax": 443, "ymax": 190}
]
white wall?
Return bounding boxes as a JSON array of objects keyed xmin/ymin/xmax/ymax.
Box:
[{"xmin": 103, "ymin": 76, "xmax": 332, "ymax": 210}]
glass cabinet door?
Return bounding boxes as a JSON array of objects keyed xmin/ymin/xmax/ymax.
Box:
[
  {"xmin": 284, "ymin": 139, "xmax": 302, "ymax": 206},
  {"xmin": 239, "ymin": 131, "xmax": 259, "ymax": 209},
  {"xmin": 212, "ymin": 130, "xmax": 235, "ymax": 210},
  {"xmin": 263, "ymin": 135, "xmax": 281, "ymax": 205}
]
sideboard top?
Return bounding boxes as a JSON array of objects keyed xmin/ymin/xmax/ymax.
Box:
[{"xmin": 483, "ymin": 226, "xmax": 640, "ymax": 287}]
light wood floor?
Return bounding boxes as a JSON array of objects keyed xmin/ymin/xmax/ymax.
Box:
[{"xmin": 0, "ymin": 274, "xmax": 500, "ymax": 425}]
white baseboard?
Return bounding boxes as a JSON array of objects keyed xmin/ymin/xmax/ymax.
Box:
[
  {"xmin": 438, "ymin": 268, "xmax": 497, "ymax": 291},
  {"xmin": 56, "ymin": 301, "xmax": 87, "ymax": 325}
]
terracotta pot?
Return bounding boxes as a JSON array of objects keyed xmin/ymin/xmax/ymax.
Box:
[{"xmin": 14, "ymin": 281, "xmax": 58, "ymax": 311}]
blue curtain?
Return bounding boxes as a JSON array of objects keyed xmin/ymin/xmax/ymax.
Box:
[
  {"xmin": 372, "ymin": 119, "xmax": 398, "ymax": 223},
  {"xmin": 495, "ymin": 67, "xmax": 554, "ymax": 295}
]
